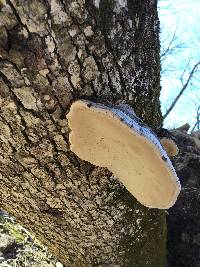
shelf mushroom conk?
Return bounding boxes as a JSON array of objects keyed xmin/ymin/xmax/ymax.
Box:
[{"xmin": 67, "ymin": 100, "xmax": 181, "ymax": 209}]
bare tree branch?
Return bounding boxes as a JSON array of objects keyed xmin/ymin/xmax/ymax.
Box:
[
  {"xmin": 163, "ymin": 61, "xmax": 200, "ymax": 120},
  {"xmin": 160, "ymin": 30, "xmax": 185, "ymax": 62},
  {"xmin": 160, "ymin": 28, "xmax": 186, "ymax": 78},
  {"xmin": 191, "ymin": 105, "xmax": 200, "ymax": 132},
  {"xmin": 180, "ymin": 60, "xmax": 191, "ymax": 84}
]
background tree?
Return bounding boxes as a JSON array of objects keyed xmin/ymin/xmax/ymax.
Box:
[{"xmin": 0, "ymin": 1, "xmax": 166, "ymax": 266}]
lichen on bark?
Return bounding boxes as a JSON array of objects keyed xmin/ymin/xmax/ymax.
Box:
[{"xmin": 0, "ymin": 0, "xmax": 165, "ymax": 266}]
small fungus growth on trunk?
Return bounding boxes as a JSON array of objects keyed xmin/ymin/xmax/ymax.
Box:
[
  {"xmin": 67, "ymin": 100, "xmax": 181, "ymax": 209},
  {"xmin": 160, "ymin": 138, "xmax": 179, "ymax": 157}
]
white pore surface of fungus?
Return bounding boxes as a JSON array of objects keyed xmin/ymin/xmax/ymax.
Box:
[{"xmin": 67, "ymin": 100, "xmax": 181, "ymax": 209}]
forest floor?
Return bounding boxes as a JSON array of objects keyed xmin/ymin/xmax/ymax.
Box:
[{"xmin": 0, "ymin": 211, "xmax": 64, "ymax": 267}]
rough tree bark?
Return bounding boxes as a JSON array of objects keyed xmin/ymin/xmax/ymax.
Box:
[{"xmin": 0, "ymin": 0, "xmax": 166, "ymax": 266}]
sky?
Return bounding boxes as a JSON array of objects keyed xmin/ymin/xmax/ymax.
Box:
[{"xmin": 158, "ymin": 0, "xmax": 200, "ymax": 130}]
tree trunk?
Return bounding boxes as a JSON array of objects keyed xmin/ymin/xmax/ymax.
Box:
[
  {"xmin": 0, "ymin": 0, "xmax": 166, "ymax": 266},
  {"xmin": 167, "ymin": 130, "xmax": 200, "ymax": 267}
]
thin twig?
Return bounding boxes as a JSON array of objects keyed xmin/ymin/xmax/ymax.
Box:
[{"xmin": 163, "ymin": 61, "xmax": 200, "ymax": 120}]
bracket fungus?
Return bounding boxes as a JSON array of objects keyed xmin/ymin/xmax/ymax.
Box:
[
  {"xmin": 67, "ymin": 100, "xmax": 181, "ymax": 209},
  {"xmin": 160, "ymin": 138, "xmax": 179, "ymax": 157}
]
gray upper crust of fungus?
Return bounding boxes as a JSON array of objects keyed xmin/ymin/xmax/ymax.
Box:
[{"xmin": 67, "ymin": 100, "xmax": 181, "ymax": 209}]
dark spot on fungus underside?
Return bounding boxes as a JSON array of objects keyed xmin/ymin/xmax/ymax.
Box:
[
  {"xmin": 162, "ymin": 156, "xmax": 167, "ymax": 162},
  {"xmin": 87, "ymin": 102, "xmax": 93, "ymax": 107}
]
